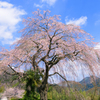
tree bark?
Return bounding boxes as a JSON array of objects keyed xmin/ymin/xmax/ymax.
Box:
[
  {"xmin": 39, "ymin": 84, "xmax": 48, "ymax": 100},
  {"xmin": 39, "ymin": 63, "xmax": 49, "ymax": 100}
]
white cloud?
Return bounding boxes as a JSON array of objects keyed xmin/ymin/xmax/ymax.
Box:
[
  {"xmin": 0, "ymin": 1, "xmax": 26, "ymax": 44},
  {"xmin": 42, "ymin": 0, "xmax": 57, "ymax": 6},
  {"xmin": 65, "ymin": 16, "xmax": 87, "ymax": 26},
  {"xmin": 34, "ymin": 3, "xmax": 43, "ymax": 8}
]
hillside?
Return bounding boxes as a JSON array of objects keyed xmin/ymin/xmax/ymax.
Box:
[
  {"xmin": 79, "ymin": 76, "xmax": 100, "ymax": 90},
  {"xmin": 0, "ymin": 67, "xmax": 25, "ymax": 91},
  {"xmin": 79, "ymin": 76, "xmax": 99, "ymax": 85},
  {"xmin": 57, "ymin": 76, "xmax": 100, "ymax": 91},
  {"xmin": 58, "ymin": 81, "xmax": 83, "ymax": 90}
]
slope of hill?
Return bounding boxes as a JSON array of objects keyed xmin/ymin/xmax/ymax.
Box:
[
  {"xmin": 79, "ymin": 76, "xmax": 99, "ymax": 85},
  {"xmin": 79, "ymin": 76, "xmax": 100, "ymax": 90},
  {"xmin": 0, "ymin": 67, "xmax": 25, "ymax": 91},
  {"xmin": 87, "ymin": 87, "xmax": 100, "ymax": 93},
  {"xmin": 56, "ymin": 76, "xmax": 100, "ymax": 91},
  {"xmin": 58, "ymin": 81, "xmax": 83, "ymax": 90}
]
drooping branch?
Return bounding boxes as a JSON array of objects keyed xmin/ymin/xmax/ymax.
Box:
[
  {"xmin": 13, "ymin": 55, "xmax": 30, "ymax": 64},
  {"xmin": 8, "ymin": 65, "xmax": 23, "ymax": 78},
  {"xmin": 3, "ymin": 65, "xmax": 25, "ymax": 82},
  {"xmin": 49, "ymin": 72, "xmax": 71, "ymax": 89},
  {"xmin": 4, "ymin": 70, "xmax": 17, "ymax": 75},
  {"xmin": 8, "ymin": 64, "xmax": 18, "ymax": 74}
]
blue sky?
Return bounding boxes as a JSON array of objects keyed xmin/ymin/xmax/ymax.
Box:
[
  {"xmin": 0, "ymin": 0, "xmax": 100, "ymax": 48},
  {"xmin": 0, "ymin": 0, "xmax": 100, "ymax": 81}
]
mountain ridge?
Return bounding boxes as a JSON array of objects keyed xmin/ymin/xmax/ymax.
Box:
[{"xmin": 57, "ymin": 76, "xmax": 100, "ymax": 91}]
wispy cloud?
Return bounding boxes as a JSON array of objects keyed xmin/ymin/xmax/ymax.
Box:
[
  {"xmin": 95, "ymin": 20, "xmax": 100, "ymax": 26},
  {"xmin": 41, "ymin": 0, "xmax": 57, "ymax": 6},
  {"xmin": 0, "ymin": 1, "xmax": 26, "ymax": 44},
  {"xmin": 34, "ymin": 3, "xmax": 43, "ymax": 8},
  {"xmin": 65, "ymin": 16, "xmax": 87, "ymax": 26},
  {"xmin": 2, "ymin": 37, "xmax": 21, "ymax": 45}
]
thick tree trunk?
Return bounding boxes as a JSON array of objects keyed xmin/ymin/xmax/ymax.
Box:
[
  {"xmin": 39, "ymin": 64, "xmax": 49, "ymax": 100},
  {"xmin": 40, "ymin": 88, "xmax": 48, "ymax": 100},
  {"xmin": 39, "ymin": 83, "xmax": 48, "ymax": 100},
  {"xmin": 40, "ymin": 84, "xmax": 48, "ymax": 100}
]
